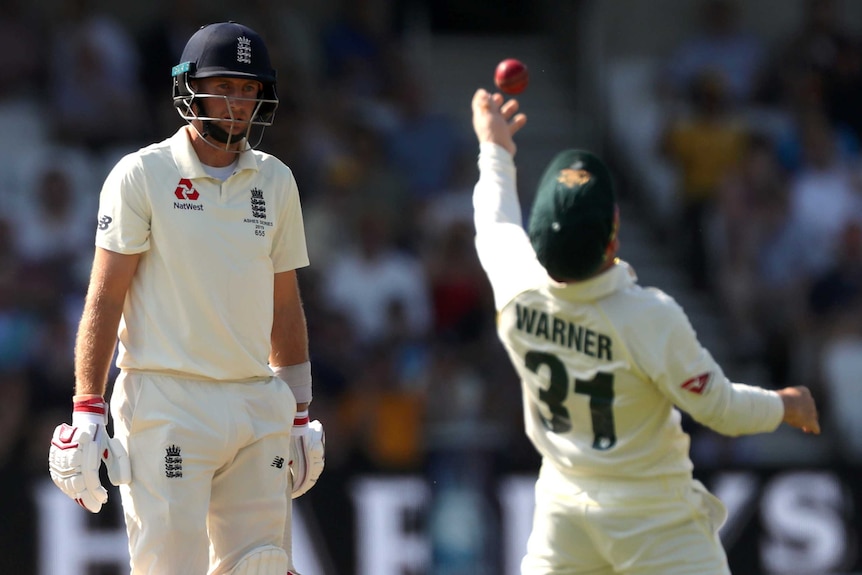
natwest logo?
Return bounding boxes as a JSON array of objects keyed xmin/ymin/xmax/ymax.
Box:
[{"xmin": 174, "ymin": 178, "xmax": 199, "ymax": 201}]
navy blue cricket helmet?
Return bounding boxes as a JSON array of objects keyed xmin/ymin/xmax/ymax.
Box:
[{"xmin": 171, "ymin": 22, "xmax": 278, "ymax": 148}]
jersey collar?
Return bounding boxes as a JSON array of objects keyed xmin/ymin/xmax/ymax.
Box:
[
  {"xmin": 547, "ymin": 259, "xmax": 638, "ymax": 301},
  {"xmin": 171, "ymin": 126, "xmax": 260, "ymax": 179}
]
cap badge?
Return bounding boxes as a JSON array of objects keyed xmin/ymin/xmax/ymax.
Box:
[
  {"xmin": 237, "ymin": 36, "xmax": 252, "ymax": 64},
  {"xmin": 556, "ymin": 168, "xmax": 591, "ymax": 188}
]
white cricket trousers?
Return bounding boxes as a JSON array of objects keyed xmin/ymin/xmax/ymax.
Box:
[
  {"xmin": 522, "ymin": 461, "xmax": 731, "ymax": 575},
  {"xmin": 110, "ymin": 371, "xmax": 297, "ymax": 575}
]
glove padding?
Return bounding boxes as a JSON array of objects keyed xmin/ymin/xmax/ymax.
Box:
[
  {"xmin": 289, "ymin": 419, "xmax": 324, "ymax": 498},
  {"xmin": 49, "ymin": 419, "xmax": 131, "ymax": 513}
]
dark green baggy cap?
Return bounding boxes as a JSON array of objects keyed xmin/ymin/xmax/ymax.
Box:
[{"xmin": 527, "ymin": 149, "xmax": 616, "ymax": 280}]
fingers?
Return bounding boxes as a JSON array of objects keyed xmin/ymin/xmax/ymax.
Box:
[
  {"xmin": 290, "ymin": 421, "xmax": 326, "ymax": 498},
  {"xmin": 509, "ymin": 113, "xmax": 528, "ymax": 135},
  {"xmin": 779, "ymin": 386, "xmax": 821, "ymax": 435},
  {"xmin": 473, "ymin": 88, "xmax": 523, "ymax": 120},
  {"xmin": 49, "ymin": 426, "xmax": 108, "ymax": 513},
  {"xmin": 81, "ymin": 430, "xmax": 109, "ymax": 508},
  {"xmin": 77, "ymin": 489, "xmax": 107, "ymax": 513},
  {"xmin": 804, "ymin": 407, "xmax": 821, "ymax": 435},
  {"xmin": 500, "ymin": 97, "xmax": 519, "ymax": 118},
  {"xmin": 498, "ymin": 96, "xmax": 528, "ymax": 138},
  {"xmin": 472, "ymin": 88, "xmax": 492, "ymax": 113},
  {"xmin": 796, "ymin": 386, "xmax": 821, "ymax": 435},
  {"xmin": 471, "ymin": 86, "xmax": 525, "ymax": 156}
]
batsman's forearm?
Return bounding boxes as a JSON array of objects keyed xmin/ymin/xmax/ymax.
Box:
[
  {"xmin": 270, "ymin": 306, "xmax": 310, "ymax": 370},
  {"xmin": 74, "ymin": 297, "xmax": 124, "ymax": 397},
  {"xmin": 271, "ymin": 304, "xmax": 312, "ymax": 407},
  {"xmin": 270, "ymin": 320, "xmax": 309, "ymax": 374},
  {"xmin": 270, "ymin": 270, "xmax": 309, "ymax": 367}
]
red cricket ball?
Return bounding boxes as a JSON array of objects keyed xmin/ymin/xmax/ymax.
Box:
[{"xmin": 494, "ymin": 58, "xmax": 529, "ymax": 95}]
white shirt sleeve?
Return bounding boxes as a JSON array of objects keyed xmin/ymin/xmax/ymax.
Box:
[
  {"xmin": 473, "ymin": 142, "xmax": 548, "ymax": 310},
  {"xmin": 270, "ymin": 164, "xmax": 309, "ymax": 273},
  {"xmin": 95, "ymin": 154, "xmax": 152, "ymax": 254},
  {"xmin": 628, "ymin": 290, "xmax": 785, "ymax": 436}
]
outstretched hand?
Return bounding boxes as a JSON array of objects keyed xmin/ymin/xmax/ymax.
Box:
[{"xmin": 471, "ymin": 88, "xmax": 527, "ymax": 156}]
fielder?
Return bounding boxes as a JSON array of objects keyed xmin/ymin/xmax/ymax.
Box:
[
  {"xmin": 470, "ymin": 88, "xmax": 820, "ymax": 575},
  {"xmin": 48, "ymin": 22, "xmax": 324, "ymax": 575}
]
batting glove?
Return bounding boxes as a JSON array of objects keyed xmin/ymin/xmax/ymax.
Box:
[
  {"xmin": 48, "ymin": 396, "xmax": 131, "ymax": 513},
  {"xmin": 289, "ymin": 411, "xmax": 324, "ymax": 498}
]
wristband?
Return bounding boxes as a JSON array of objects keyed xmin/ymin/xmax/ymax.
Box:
[
  {"xmin": 293, "ymin": 409, "xmax": 309, "ymax": 436},
  {"xmin": 293, "ymin": 409, "xmax": 309, "ymax": 427},
  {"xmin": 274, "ymin": 362, "xmax": 312, "ymax": 404},
  {"xmin": 72, "ymin": 395, "xmax": 108, "ymax": 427}
]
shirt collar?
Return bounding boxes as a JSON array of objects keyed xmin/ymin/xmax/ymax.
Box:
[
  {"xmin": 546, "ymin": 259, "xmax": 638, "ymax": 301},
  {"xmin": 170, "ymin": 126, "xmax": 259, "ymax": 179}
]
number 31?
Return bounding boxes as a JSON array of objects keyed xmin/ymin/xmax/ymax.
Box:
[{"xmin": 525, "ymin": 350, "xmax": 617, "ymax": 450}]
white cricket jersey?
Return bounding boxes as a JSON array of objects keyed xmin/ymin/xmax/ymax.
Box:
[
  {"xmin": 473, "ymin": 142, "xmax": 783, "ymax": 478},
  {"xmin": 95, "ymin": 126, "xmax": 309, "ymax": 381}
]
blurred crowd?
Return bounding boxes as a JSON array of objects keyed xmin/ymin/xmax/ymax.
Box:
[
  {"xmin": 656, "ymin": 0, "xmax": 862, "ymax": 463},
  {"xmin": 1, "ymin": 0, "xmax": 861, "ymax": 570}
]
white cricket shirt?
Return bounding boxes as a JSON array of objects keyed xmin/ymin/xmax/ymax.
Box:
[
  {"xmin": 96, "ymin": 126, "xmax": 309, "ymax": 381},
  {"xmin": 473, "ymin": 142, "xmax": 783, "ymax": 479}
]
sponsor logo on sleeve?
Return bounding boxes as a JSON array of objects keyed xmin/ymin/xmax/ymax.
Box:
[{"xmin": 681, "ymin": 372, "xmax": 711, "ymax": 394}]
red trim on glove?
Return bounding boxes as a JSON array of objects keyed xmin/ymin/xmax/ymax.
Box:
[
  {"xmin": 73, "ymin": 396, "xmax": 108, "ymax": 416},
  {"xmin": 51, "ymin": 424, "xmax": 80, "ymax": 450}
]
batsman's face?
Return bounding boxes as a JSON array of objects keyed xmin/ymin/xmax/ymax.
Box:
[{"xmin": 194, "ymin": 76, "xmax": 264, "ymax": 134}]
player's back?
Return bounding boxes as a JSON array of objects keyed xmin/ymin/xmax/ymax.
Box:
[{"xmin": 496, "ymin": 262, "xmax": 694, "ymax": 479}]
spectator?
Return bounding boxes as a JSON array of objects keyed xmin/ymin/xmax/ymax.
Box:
[
  {"xmin": 660, "ymin": 69, "xmax": 750, "ymax": 290},
  {"xmin": 46, "ymin": 0, "xmax": 147, "ymax": 150},
  {"xmin": 0, "ymin": 0, "xmax": 47, "ymax": 102},
  {"xmin": 26, "ymin": 302, "xmax": 81, "ymax": 413},
  {"xmin": 239, "ymin": 0, "xmax": 326, "ymax": 111},
  {"xmin": 320, "ymin": 0, "xmax": 394, "ymax": 100},
  {"xmin": 822, "ymin": 35, "xmax": 862, "ymax": 141},
  {"xmin": 321, "ymin": 208, "xmax": 432, "ymax": 348},
  {"xmin": 301, "ymin": 118, "xmax": 411, "ymax": 270},
  {"xmin": 765, "ymin": 0, "xmax": 855, "ymax": 95},
  {"xmin": 787, "ymin": 109, "xmax": 862, "ymax": 269},
  {"xmin": 708, "ymin": 133, "xmax": 786, "ymax": 362},
  {"xmin": 424, "ymin": 221, "xmax": 494, "ymax": 344},
  {"xmin": 773, "ymin": 69, "xmax": 859, "ymax": 174},
  {"xmin": 662, "ymin": 0, "xmax": 766, "ymax": 104},
  {"xmin": 753, "ymin": 175, "xmax": 824, "ymax": 386},
  {"xmin": 136, "ymin": 0, "xmax": 205, "ymax": 138},
  {"xmin": 383, "ymin": 68, "xmax": 467, "ymax": 202},
  {"xmin": 13, "ymin": 161, "xmax": 97, "ymax": 293},
  {"xmin": 808, "ymin": 221, "xmax": 862, "ymax": 322},
  {"xmin": 336, "ymin": 343, "xmax": 426, "ymax": 472}
]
